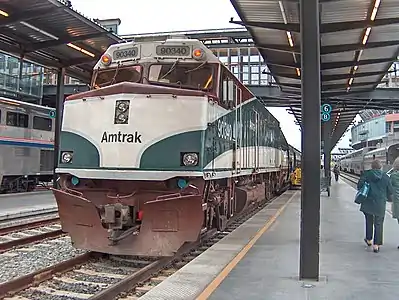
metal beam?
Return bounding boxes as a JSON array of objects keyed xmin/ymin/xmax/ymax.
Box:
[
  {"xmin": 0, "ymin": 7, "xmax": 63, "ymax": 27},
  {"xmin": 321, "ymin": 18, "xmax": 399, "ymax": 33},
  {"xmin": 299, "ymin": 0, "xmax": 321, "ymax": 281},
  {"xmin": 275, "ymin": 81, "xmax": 383, "ymax": 91},
  {"xmin": 323, "ymin": 119, "xmax": 332, "ymax": 179},
  {"xmin": 321, "ymin": 40, "xmax": 399, "ymax": 55},
  {"xmin": 62, "ymin": 56, "xmax": 97, "ymax": 67},
  {"xmin": 230, "ymin": 18, "xmax": 399, "ymax": 34},
  {"xmin": 53, "ymin": 67, "xmax": 65, "ymax": 188},
  {"xmin": 321, "ymin": 58, "xmax": 396, "ymax": 70},
  {"xmin": 43, "ymin": 84, "xmax": 89, "ymax": 96},
  {"xmin": 206, "ymin": 42, "xmax": 255, "ymax": 49},
  {"xmin": 271, "ymin": 70, "xmax": 390, "ymax": 81},
  {"xmin": 339, "ymin": 88, "xmax": 399, "ymax": 100},
  {"xmin": 230, "ymin": 20, "xmax": 300, "ymax": 33},
  {"xmin": 25, "ymin": 32, "xmax": 110, "ymax": 52},
  {"xmin": 263, "ymin": 58, "xmax": 396, "ymax": 70}
]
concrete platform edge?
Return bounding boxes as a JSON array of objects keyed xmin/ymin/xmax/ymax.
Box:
[
  {"xmin": 0, "ymin": 190, "xmax": 52, "ymax": 198},
  {"xmin": 0, "ymin": 206, "xmax": 58, "ymax": 221},
  {"xmin": 139, "ymin": 190, "xmax": 299, "ymax": 300}
]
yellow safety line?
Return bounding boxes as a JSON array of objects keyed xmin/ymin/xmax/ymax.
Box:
[{"xmin": 196, "ymin": 192, "xmax": 297, "ymax": 300}]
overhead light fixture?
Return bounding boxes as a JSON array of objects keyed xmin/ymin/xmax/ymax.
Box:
[
  {"xmin": 20, "ymin": 21, "xmax": 59, "ymax": 40},
  {"xmin": 370, "ymin": 0, "xmax": 381, "ymax": 21},
  {"xmin": 286, "ymin": 31, "xmax": 294, "ymax": 47},
  {"xmin": 0, "ymin": 9, "xmax": 9, "ymax": 17},
  {"xmin": 296, "ymin": 68, "xmax": 301, "ymax": 76},
  {"xmin": 67, "ymin": 43, "xmax": 95, "ymax": 57},
  {"xmin": 348, "ymin": 77, "xmax": 354, "ymax": 85},
  {"xmin": 362, "ymin": 27, "xmax": 372, "ymax": 45}
]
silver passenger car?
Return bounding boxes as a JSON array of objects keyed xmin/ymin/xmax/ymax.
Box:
[{"xmin": 0, "ymin": 97, "xmax": 55, "ymax": 193}]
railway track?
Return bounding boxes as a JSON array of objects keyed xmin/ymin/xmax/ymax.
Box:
[
  {"xmin": 0, "ymin": 189, "xmax": 289, "ymax": 300},
  {"xmin": 0, "ymin": 217, "xmax": 63, "ymax": 253},
  {"xmin": 339, "ymin": 172, "xmax": 360, "ymax": 184}
]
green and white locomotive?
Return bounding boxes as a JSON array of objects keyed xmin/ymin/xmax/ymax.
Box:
[{"xmin": 53, "ymin": 37, "xmax": 293, "ymax": 256}]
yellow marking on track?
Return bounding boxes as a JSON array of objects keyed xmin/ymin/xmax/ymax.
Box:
[{"xmin": 196, "ymin": 192, "xmax": 297, "ymax": 300}]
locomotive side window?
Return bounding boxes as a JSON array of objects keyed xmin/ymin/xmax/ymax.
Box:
[
  {"xmin": 33, "ymin": 116, "xmax": 52, "ymax": 131},
  {"xmin": 220, "ymin": 68, "xmax": 238, "ymax": 109},
  {"xmin": 7, "ymin": 112, "xmax": 28, "ymax": 128}
]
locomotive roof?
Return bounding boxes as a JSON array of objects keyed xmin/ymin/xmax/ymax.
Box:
[{"xmin": 94, "ymin": 38, "xmax": 221, "ymax": 70}]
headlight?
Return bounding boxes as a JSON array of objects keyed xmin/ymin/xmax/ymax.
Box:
[
  {"xmin": 182, "ymin": 153, "xmax": 199, "ymax": 166},
  {"xmin": 117, "ymin": 113, "xmax": 127, "ymax": 123},
  {"xmin": 117, "ymin": 102, "xmax": 128, "ymax": 112},
  {"xmin": 61, "ymin": 151, "xmax": 73, "ymax": 164}
]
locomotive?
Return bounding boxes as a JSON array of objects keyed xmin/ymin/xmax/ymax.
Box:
[{"xmin": 52, "ymin": 37, "xmax": 296, "ymax": 256}]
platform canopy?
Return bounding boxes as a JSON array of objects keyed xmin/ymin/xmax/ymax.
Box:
[
  {"xmin": 0, "ymin": 0, "xmax": 122, "ymax": 82},
  {"xmin": 230, "ymin": 0, "xmax": 399, "ymax": 147}
]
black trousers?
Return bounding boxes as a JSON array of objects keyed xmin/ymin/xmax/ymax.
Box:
[{"xmin": 364, "ymin": 212, "xmax": 385, "ymax": 245}]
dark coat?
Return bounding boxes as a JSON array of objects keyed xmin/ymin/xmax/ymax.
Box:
[
  {"xmin": 357, "ymin": 169, "xmax": 393, "ymax": 217},
  {"xmin": 389, "ymin": 170, "xmax": 399, "ymax": 219}
]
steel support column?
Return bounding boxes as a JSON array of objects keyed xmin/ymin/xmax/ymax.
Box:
[
  {"xmin": 299, "ymin": 0, "xmax": 321, "ymax": 280},
  {"xmin": 53, "ymin": 67, "xmax": 65, "ymax": 188},
  {"xmin": 323, "ymin": 120, "xmax": 332, "ymax": 182},
  {"xmin": 17, "ymin": 54, "xmax": 24, "ymax": 94}
]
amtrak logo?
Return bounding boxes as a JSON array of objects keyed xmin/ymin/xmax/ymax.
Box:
[{"xmin": 101, "ymin": 131, "xmax": 142, "ymax": 143}]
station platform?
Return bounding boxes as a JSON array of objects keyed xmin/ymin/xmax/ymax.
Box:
[
  {"xmin": 140, "ymin": 179, "xmax": 399, "ymax": 300},
  {"xmin": 0, "ymin": 191, "xmax": 57, "ymax": 220}
]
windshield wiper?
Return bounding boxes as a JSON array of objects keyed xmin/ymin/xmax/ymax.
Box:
[
  {"xmin": 110, "ymin": 62, "xmax": 121, "ymax": 85},
  {"xmin": 160, "ymin": 59, "xmax": 179, "ymax": 80},
  {"xmin": 185, "ymin": 61, "xmax": 207, "ymax": 73}
]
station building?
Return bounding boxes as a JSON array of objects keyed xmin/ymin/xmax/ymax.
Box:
[{"xmin": 351, "ymin": 112, "xmax": 399, "ymax": 150}]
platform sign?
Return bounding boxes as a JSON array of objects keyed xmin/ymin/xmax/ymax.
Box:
[
  {"xmin": 49, "ymin": 110, "xmax": 56, "ymax": 118},
  {"xmin": 321, "ymin": 112, "xmax": 331, "ymax": 122},
  {"xmin": 320, "ymin": 104, "xmax": 331, "ymax": 122}
]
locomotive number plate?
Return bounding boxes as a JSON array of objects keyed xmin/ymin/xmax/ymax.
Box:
[
  {"xmin": 113, "ymin": 47, "xmax": 139, "ymax": 60},
  {"xmin": 156, "ymin": 45, "xmax": 190, "ymax": 56}
]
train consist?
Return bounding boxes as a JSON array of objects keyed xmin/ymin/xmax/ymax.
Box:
[
  {"xmin": 52, "ymin": 37, "xmax": 300, "ymax": 257},
  {"xmin": 0, "ymin": 97, "xmax": 54, "ymax": 193},
  {"xmin": 338, "ymin": 143, "xmax": 399, "ymax": 175}
]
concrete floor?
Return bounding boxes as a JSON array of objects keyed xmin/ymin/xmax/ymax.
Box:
[
  {"xmin": 0, "ymin": 191, "xmax": 56, "ymax": 216},
  {"xmin": 209, "ymin": 180, "xmax": 399, "ymax": 300}
]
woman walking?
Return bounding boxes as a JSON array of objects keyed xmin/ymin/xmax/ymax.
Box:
[
  {"xmin": 389, "ymin": 157, "xmax": 399, "ymax": 248},
  {"xmin": 357, "ymin": 159, "xmax": 393, "ymax": 253}
]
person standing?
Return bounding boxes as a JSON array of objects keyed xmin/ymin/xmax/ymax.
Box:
[
  {"xmin": 389, "ymin": 157, "xmax": 399, "ymax": 248},
  {"xmin": 333, "ymin": 164, "xmax": 340, "ymax": 182},
  {"xmin": 357, "ymin": 159, "xmax": 393, "ymax": 253}
]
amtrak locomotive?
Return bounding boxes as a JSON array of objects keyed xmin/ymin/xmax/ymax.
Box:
[{"xmin": 52, "ymin": 37, "xmax": 298, "ymax": 256}]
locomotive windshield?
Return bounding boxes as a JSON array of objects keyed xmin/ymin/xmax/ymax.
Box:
[
  {"xmin": 148, "ymin": 62, "xmax": 215, "ymax": 91},
  {"xmin": 92, "ymin": 65, "xmax": 142, "ymax": 88}
]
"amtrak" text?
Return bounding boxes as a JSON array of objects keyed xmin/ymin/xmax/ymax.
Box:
[{"xmin": 101, "ymin": 131, "xmax": 142, "ymax": 143}]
